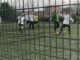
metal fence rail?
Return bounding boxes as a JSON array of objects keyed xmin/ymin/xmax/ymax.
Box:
[{"xmin": 0, "ymin": 0, "xmax": 80, "ymax": 60}]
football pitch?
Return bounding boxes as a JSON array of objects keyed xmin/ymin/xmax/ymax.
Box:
[{"xmin": 0, "ymin": 22, "xmax": 80, "ymax": 60}]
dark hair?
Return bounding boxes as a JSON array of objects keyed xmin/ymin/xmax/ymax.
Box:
[
  {"xmin": 54, "ymin": 10, "xmax": 57, "ymax": 13},
  {"xmin": 63, "ymin": 10, "xmax": 69, "ymax": 14}
]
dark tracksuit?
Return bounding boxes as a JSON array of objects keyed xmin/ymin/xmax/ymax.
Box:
[
  {"xmin": 51, "ymin": 13, "xmax": 60, "ymax": 32},
  {"xmin": 29, "ymin": 14, "xmax": 34, "ymax": 29}
]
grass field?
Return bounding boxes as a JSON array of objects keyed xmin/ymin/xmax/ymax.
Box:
[{"xmin": 0, "ymin": 22, "xmax": 80, "ymax": 60}]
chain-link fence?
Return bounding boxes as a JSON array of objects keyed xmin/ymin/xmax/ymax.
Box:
[{"xmin": 0, "ymin": 0, "xmax": 80, "ymax": 60}]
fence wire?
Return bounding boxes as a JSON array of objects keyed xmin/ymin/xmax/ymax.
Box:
[{"xmin": 0, "ymin": 0, "xmax": 80, "ymax": 60}]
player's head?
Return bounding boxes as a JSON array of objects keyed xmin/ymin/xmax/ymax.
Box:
[
  {"xmin": 30, "ymin": 11, "xmax": 33, "ymax": 14},
  {"xmin": 63, "ymin": 8, "xmax": 69, "ymax": 14},
  {"xmin": 63, "ymin": 10, "xmax": 69, "ymax": 14},
  {"xmin": 54, "ymin": 6, "xmax": 60, "ymax": 13},
  {"xmin": 54, "ymin": 10, "xmax": 57, "ymax": 13},
  {"xmin": 18, "ymin": 13, "xmax": 21, "ymax": 16},
  {"xmin": 21, "ymin": 13, "xmax": 25, "ymax": 16},
  {"xmin": 25, "ymin": 12, "xmax": 29, "ymax": 15}
]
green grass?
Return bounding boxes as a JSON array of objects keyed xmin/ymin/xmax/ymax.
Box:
[{"xmin": 0, "ymin": 22, "xmax": 80, "ymax": 60}]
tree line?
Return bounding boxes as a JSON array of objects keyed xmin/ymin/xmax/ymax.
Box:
[{"xmin": 0, "ymin": 2, "xmax": 17, "ymax": 22}]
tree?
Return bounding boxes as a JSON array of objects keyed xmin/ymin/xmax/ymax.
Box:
[{"xmin": 0, "ymin": 2, "xmax": 17, "ymax": 22}]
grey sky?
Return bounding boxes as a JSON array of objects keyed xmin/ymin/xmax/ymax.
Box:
[{"xmin": 1, "ymin": 0, "xmax": 78, "ymax": 11}]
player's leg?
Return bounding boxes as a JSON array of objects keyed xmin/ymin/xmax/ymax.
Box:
[
  {"xmin": 19, "ymin": 24, "xmax": 21, "ymax": 31},
  {"xmin": 32, "ymin": 21, "xmax": 34, "ymax": 29},
  {"xmin": 56, "ymin": 22, "xmax": 59, "ymax": 28},
  {"xmin": 59, "ymin": 24, "xmax": 65, "ymax": 35},
  {"xmin": 67, "ymin": 25, "xmax": 71, "ymax": 35},
  {"xmin": 54, "ymin": 22, "xmax": 59, "ymax": 35},
  {"xmin": 37, "ymin": 21, "xmax": 39, "ymax": 28},
  {"xmin": 20, "ymin": 24, "xmax": 24, "ymax": 33},
  {"xmin": 54, "ymin": 22, "xmax": 57, "ymax": 32},
  {"xmin": 29, "ymin": 21, "xmax": 31, "ymax": 29},
  {"xmin": 54, "ymin": 22, "xmax": 59, "ymax": 31}
]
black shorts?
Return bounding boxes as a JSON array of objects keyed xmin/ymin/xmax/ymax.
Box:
[
  {"xmin": 34, "ymin": 21, "xmax": 39, "ymax": 24},
  {"xmin": 54, "ymin": 22, "xmax": 59, "ymax": 28},
  {"xmin": 62, "ymin": 24, "xmax": 70, "ymax": 27},
  {"xmin": 19, "ymin": 24, "xmax": 23, "ymax": 27},
  {"xmin": 26, "ymin": 21, "xmax": 30, "ymax": 24}
]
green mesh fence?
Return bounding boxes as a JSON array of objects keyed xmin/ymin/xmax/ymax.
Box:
[{"xmin": 0, "ymin": 0, "xmax": 80, "ymax": 60}]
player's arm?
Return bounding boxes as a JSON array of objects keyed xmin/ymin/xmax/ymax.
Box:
[
  {"xmin": 58, "ymin": 13, "xmax": 64, "ymax": 22},
  {"xmin": 70, "ymin": 16, "xmax": 74, "ymax": 23},
  {"xmin": 51, "ymin": 13, "xmax": 56, "ymax": 22}
]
